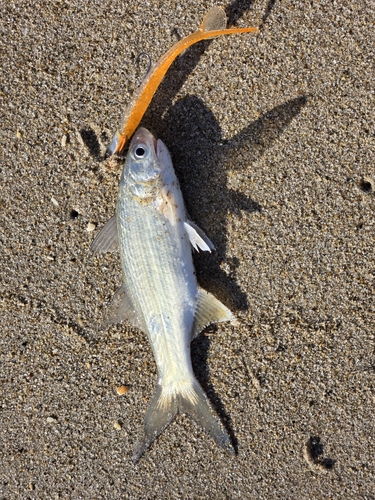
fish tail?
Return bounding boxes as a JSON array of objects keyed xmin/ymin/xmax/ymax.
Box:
[{"xmin": 132, "ymin": 379, "xmax": 233, "ymax": 463}]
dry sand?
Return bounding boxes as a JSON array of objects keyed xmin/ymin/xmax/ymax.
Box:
[{"xmin": 1, "ymin": 0, "xmax": 374, "ymax": 498}]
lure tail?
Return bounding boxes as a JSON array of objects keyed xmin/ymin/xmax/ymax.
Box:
[{"xmin": 132, "ymin": 378, "xmax": 233, "ymax": 463}]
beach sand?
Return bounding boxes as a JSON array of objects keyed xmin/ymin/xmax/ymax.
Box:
[{"xmin": 1, "ymin": 0, "xmax": 374, "ymax": 498}]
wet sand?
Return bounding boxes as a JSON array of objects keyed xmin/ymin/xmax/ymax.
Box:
[{"xmin": 1, "ymin": 0, "xmax": 374, "ymax": 498}]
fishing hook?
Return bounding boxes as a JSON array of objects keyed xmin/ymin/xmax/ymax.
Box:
[{"xmin": 135, "ymin": 52, "xmax": 152, "ymax": 87}]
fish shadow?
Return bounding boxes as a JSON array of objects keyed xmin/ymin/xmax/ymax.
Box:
[
  {"xmin": 143, "ymin": 94, "xmax": 308, "ymax": 312},
  {"xmin": 156, "ymin": 95, "xmax": 307, "ymax": 451},
  {"xmin": 191, "ymin": 330, "xmax": 238, "ymax": 453}
]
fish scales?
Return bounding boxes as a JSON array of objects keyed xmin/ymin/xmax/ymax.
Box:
[{"xmin": 117, "ymin": 195, "xmax": 195, "ymax": 382}]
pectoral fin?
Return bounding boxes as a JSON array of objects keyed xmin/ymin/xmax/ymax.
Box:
[
  {"xmin": 90, "ymin": 215, "xmax": 119, "ymax": 253},
  {"xmin": 102, "ymin": 284, "xmax": 144, "ymax": 331},
  {"xmin": 184, "ymin": 220, "xmax": 215, "ymax": 252},
  {"xmin": 192, "ymin": 288, "xmax": 235, "ymax": 339}
]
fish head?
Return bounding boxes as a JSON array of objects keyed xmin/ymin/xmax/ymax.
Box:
[
  {"xmin": 124, "ymin": 128, "xmax": 176, "ymax": 203},
  {"xmin": 127, "ymin": 128, "xmax": 160, "ymax": 184},
  {"xmin": 124, "ymin": 128, "xmax": 162, "ymax": 201}
]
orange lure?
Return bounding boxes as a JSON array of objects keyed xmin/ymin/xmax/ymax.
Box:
[{"xmin": 105, "ymin": 6, "xmax": 258, "ymax": 158}]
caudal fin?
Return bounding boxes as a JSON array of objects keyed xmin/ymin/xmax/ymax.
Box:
[{"xmin": 132, "ymin": 379, "xmax": 233, "ymax": 463}]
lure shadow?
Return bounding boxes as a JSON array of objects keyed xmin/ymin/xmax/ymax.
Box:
[
  {"xmin": 225, "ymin": 0, "xmax": 256, "ymax": 27},
  {"xmin": 225, "ymin": 0, "xmax": 277, "ymax": 28}
]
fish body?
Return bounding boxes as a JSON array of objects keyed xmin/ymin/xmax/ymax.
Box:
[
  {"xmin": 118, "ymin": 130, "xmax": 197, "ymax": 397},
  {"xmin": 92, "ymin": 128, "xmax": 234, "ymax": 462}
]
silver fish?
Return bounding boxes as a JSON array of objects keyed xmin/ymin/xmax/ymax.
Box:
[{"xmin": 92, "ymin": 127, "xmax": 235, "ymax": 463}]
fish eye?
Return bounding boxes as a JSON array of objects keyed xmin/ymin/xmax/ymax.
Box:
[{"xmin": 134, "ymin": 145, "xmax": 147, "ymax": 159}]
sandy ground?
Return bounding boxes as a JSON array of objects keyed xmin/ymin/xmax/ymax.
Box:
[{"xmin": 1, "ymin": 0, "xmax": 374, "ymax": 498}]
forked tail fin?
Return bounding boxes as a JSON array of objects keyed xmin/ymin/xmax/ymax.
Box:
[{"xmin": 132, "ymin": 379, "xmax": 233, "ymax": 463}]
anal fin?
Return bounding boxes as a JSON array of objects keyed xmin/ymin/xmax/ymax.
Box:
[
  {"xmin": 90, "ymin": 215, "xmax": 119, "ymax": 253},
  {"xmin": 192, "ymin": 288, "xmax": 235, "ymax": 339}
]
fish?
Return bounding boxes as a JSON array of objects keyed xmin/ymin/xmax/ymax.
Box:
[
  {"xmin": 105, "ymin": 6, "xmax": 258, "ymax": 158},
  {"xmin": 92, "ymin": 127, "xmax": 235, "ymax": 463}
]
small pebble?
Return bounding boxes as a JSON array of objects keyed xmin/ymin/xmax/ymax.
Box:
[
  {"xmin": 116, "ymin": 385, "xmax": 129, "ymax": 395},
  {"xmin": 46, "ymin": 417, "xmax": 57, "ymax": 424},
  {"xmin": 61, "ymin": 135, "xmax": 67, "ymax": 147},
  {"xmin": 114, "ymin": 421, "xmax": 122, "ymax": 430},
  {"xmin": 86, "ymin": 222, "xmax": 96, "ymax": 232},
  {"xmin": 51, "ymin": 197, "xmax": 59, "ymax": 206}
]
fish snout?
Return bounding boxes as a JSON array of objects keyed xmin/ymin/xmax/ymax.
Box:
[{"xmin": 127, "ymin": 128, "xmax": 161, "ymax": 185}]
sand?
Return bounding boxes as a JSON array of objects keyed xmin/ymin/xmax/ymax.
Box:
[{"xmin": 1, "ymin": 0, "xmax": 374, "ymax": 498}]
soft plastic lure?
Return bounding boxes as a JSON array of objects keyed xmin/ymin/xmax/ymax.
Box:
[{"xmin": 105, "ymin": 6, "xmax": 258, "ymax": 158}]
